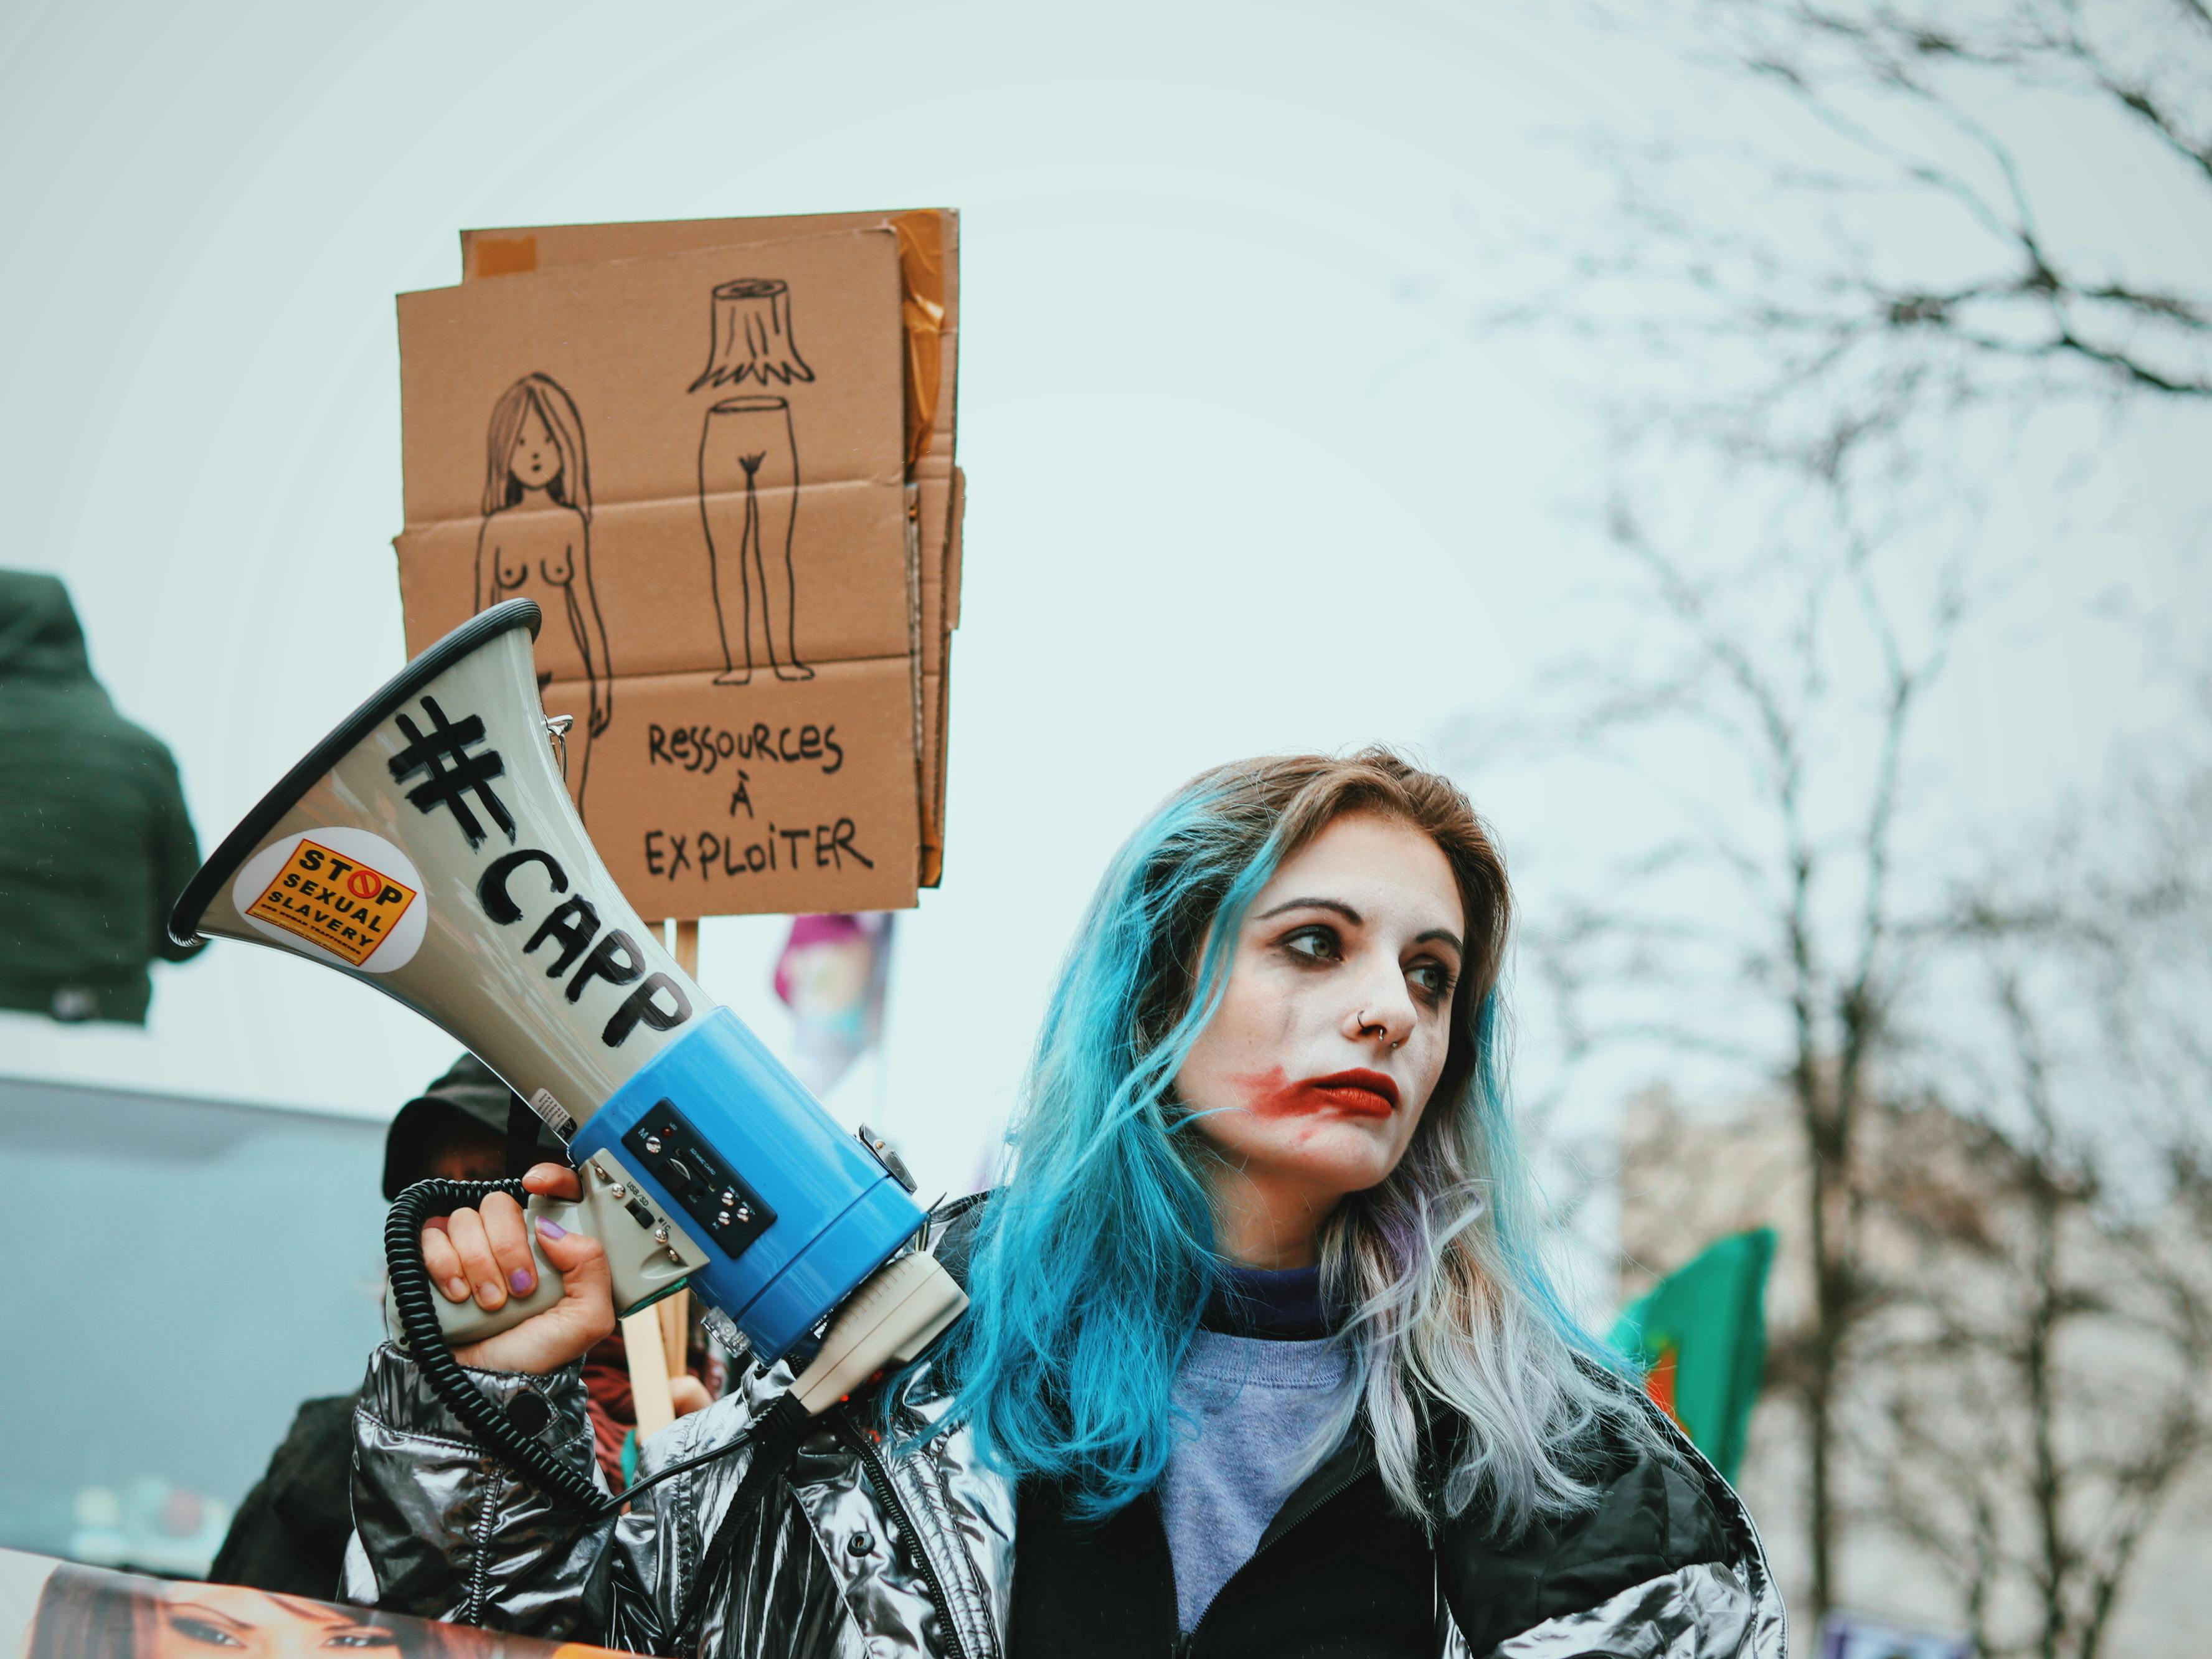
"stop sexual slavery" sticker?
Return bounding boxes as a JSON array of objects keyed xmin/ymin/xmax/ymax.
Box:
[{"xmin": 229, "ymin": 827, "xmax": 429, "ymax": 972}]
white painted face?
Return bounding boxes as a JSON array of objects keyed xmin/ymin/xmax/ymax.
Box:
[{"xmin": 1175, "ymin": 811, "xmax": 1467, "ymax": 1216}]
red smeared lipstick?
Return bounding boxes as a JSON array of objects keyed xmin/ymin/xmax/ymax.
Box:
[{"xmin": 1234, "ymin": 1067, "xmax": 1401, "ymax": 1119}]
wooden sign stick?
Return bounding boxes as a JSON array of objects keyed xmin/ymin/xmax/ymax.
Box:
[
  {"xmin": 621, "ymin": 1306, "xmax": 677, "ymax": 1442},
  {"xmin": 658, "ymin": 1290, "xmax": 692, "ymax": 1382},
  {"xmin": 623, "ymin": 919, "xmax": 703, "ymax": 1440}
]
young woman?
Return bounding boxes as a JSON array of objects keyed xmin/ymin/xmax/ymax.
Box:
[{"xmin": 347, "ymin": 751, "xmax": 1785, "ymax": 1658}]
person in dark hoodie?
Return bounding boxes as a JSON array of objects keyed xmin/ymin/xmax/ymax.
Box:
[
  {"xmin": 0, "ymin": 569, "xmax": 204, "ymax": 1023},
  {"xmin": 209, "ymin": 1054, "xmax": 564, "ymax": 1598}
]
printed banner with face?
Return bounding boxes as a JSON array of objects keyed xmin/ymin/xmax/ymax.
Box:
[{"xmin": 0, "ymin": 1548, "xmax": 628, "ymax": 1657}]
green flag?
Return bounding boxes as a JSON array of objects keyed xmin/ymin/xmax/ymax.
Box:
[{"xmin": 1608, "ymin": 1227, "xmax": 1775, "ymax": 1482}]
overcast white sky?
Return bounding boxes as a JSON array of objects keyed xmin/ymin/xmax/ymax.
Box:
[{"xmin": 3, "ymin": 0, "xmax": 2205, "ymax": 1204}]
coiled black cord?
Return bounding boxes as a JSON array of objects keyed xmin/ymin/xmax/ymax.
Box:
[{"xmin": 384, "ymin": 1178, "xmax": 605, "ymax": 1511}]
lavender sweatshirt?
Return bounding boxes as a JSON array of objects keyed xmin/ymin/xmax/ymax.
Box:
[{"xmin": 1158, "ymin": 1267, "xmax": 1352, "ymax": 1632}]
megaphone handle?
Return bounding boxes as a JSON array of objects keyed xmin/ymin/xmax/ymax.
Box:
[
  {"xmin": 382, "ymin": 1177, "xmax": 605, "ymax": 1512},
  {"xmin": 423, "ymin": 1191, "xmax": 582, "ymax": 1349},
  {"xmin": 390, "ymin": 1173, "xmax": 702, "ymax": 1351}
]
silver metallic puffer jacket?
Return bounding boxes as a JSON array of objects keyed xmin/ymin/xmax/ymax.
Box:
[
  {"xmin": 346, "ymin": 1345, "xmax": 1009, "ymax": 1657},
  {"xmin": 345, "ymin": 1298, "xmax": 1785, "ymax": 1658}
]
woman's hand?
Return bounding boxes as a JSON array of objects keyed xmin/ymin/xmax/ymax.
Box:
[{"xmin": 421, "ymin": 1162, "xmax": 616, "ymax": 1374}]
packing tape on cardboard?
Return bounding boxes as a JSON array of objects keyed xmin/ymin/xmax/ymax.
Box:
[{"xmin": 894, "ymin": 212, "xmax": 945, "ymax": 468}]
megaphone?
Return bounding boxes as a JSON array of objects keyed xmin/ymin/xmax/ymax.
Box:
[{"xmin": 170, "ymin": 599, "xmax": 956, "ymax": 1374}]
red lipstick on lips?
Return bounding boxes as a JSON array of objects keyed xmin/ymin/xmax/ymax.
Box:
[{"xmin": 1236, "ymin": 1067, "xmax": 1400, "ymax": 1119}]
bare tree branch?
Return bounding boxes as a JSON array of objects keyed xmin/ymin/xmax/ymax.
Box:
[{"xmin": 1481, "ymin": 0, "xmax": 2212, "ymax": 1630}]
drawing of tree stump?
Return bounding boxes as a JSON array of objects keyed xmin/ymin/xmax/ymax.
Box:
[
  {"xmin": 690, "ymin": 278, "xmax": 814, "ymax": 391},
  {"xmin": 699, "ymin": 395, "xmax": 810, "ymax": 684}
]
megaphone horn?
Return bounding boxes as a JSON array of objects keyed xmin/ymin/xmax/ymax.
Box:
[{"xmin": 171, "ymin": 599, "xmax": 947, "ymax": 1366}]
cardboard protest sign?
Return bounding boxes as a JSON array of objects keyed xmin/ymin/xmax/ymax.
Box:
[
  {"xmin": 394, "ymin": 212, "xmax": 960, "ymax": 919},
  {"xmin": 460, "ymin": 209, "xmax": 963, "ymax": 888}
]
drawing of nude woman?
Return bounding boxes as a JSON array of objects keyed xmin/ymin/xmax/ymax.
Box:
[{"xmin": 475, "ymin": 374, "xmax": 613, "ymax": 818}]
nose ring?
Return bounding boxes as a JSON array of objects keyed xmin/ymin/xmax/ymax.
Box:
[{"xmin": 1359, "ymin": 1008, "xmax": 1405, "ymax": 1050}]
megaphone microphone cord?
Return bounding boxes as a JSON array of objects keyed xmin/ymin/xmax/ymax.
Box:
[
  {"xmin": 385, "ymin": 1178, "xmax": 614, "ymax": 1513},
  {"xmin": 384, "ymin": 1181, "xmax": 848, "ymax": 1524},
  {"xmin": 387, "ymin": 1177, "xmax": 971, "ymax": 1650}
]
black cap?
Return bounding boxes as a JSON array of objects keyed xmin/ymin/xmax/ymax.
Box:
[{"xmin": 381, "ymin": 1052, "xmax": 564, "ymax": 1200}]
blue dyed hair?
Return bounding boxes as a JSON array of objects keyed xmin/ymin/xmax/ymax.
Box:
[{"xmin": 899, "ymin": 749, "xmax": 1660, "ymax": 1531}]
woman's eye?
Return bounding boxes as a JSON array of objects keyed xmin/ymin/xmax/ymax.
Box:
[
  {"xmin": 325, "ymin": 1633, "xmax": 400, "ymax": 1650},
  {"xmin": 1407, "ymin": 962, "xmax": 1455, "ymax": 1002},
  {"xmin": 1280, "ymin": 926, "xmax": 1341, "ymax": 963},
  {"xmin": 166, "ymin": 1617, "xmax": 246, "ymax": 1648}
]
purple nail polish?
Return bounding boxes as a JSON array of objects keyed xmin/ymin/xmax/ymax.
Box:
[
  {"xmin": 509, "ymin": 1268, "xmax": 534, "ymax": 1295},
  {"xmin": 536, "ymin": 1217, "xmax": 567, "ymax": 1241}
]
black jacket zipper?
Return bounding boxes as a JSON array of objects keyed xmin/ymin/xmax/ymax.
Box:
[{"xmin": 832, "ymin": 1406, "xmax": 970, "ymax": 1659}]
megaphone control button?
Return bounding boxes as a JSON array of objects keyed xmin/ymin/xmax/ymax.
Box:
[{"xmin": 622, "ymin": 1102, "xmax": 778, "ymax": 1260}]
